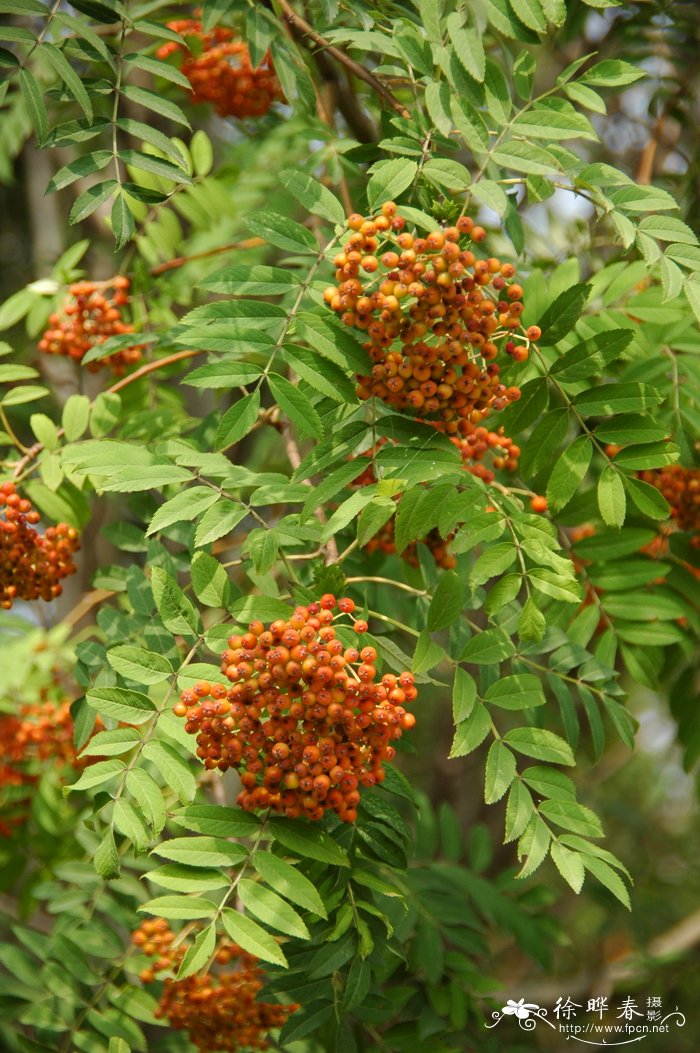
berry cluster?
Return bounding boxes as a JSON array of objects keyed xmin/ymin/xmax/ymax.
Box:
[
  {"xmin": 38, "ymin": 277, "xmax": 142, "ymax": 374},
  {"xmin": 0, "ymin": 482, "xmax": 79, "ymax": 609},
  {"xmin": 324, "ymin": 204, "xmax": 539, "ymax": 427},
  {"xmin": 0, "ymin": 695, "xmax": 83, "ymax": 836},
  {"xmin": 639, "ymin": 466, "xmax": 700, "ymax": 545},
  {"xmin": 450, "ymin": 419, "xmax": 520, "ymax": 482},
  {"xmin": 173, "ymin": 596, "xmax": 417, "ymax": 822},
  {"xmin": 157, "ymin": 19, "xmax": 283, "ymax": 118},
  {"xmin": 133, "ymin": 920, "xmax": 295, "ymax": 1052}
]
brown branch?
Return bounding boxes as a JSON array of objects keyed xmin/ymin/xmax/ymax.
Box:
[
  {"xmin": 149, "ymin": 237, "xmax": 265, "ymax": 276},
  {"xmin": 12, "ymin": 349, "xmax": 204, "ymax": 478},
  {"xmin": 105, "ymin": 348, "xmax": 203, "ymax": 395},
  {"xmin": 61, "ymin": 588, "xmax": 116, "ymax": 629},
  {"xmin": 283, "ymin": 13, "xmax": 377, "ymax": 143},
  {"xmin": 277, "ymin": 0, "xmax": 411, "ymax": 120},
  {"xmin": 636, "ymin": 113, "xmax": 666, "ymax": 185}
]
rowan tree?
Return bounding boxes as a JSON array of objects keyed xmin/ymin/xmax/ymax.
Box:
[{"xmin": 0, "ymin": 1, "xmax": 698, "ymax": 1051}]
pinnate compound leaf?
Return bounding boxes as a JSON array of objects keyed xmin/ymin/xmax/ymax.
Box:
[
  {"xmin": 268, "ymin": 374, "xmax": 323, "ymax": 439},
  {"xmin": 505, "ymin": 727, "xmax": 575, "ymax": 765},
  {"xmin": 126, "ymin": 769, "xmax": 166, "ymax": 832},
  {"xmin": 597, "ymin": 465, "xmax": 626, "ymax": 527},
  {"xmin": 66, "ymin": 758, "xmax": 126, "ymax": 794},
  {"xmin": 367, "ymin": 159, "xmax": 418, "ymax": 211},
  {"xmin": 280, "ymin": 169, "xmax": 345, "ymax": 226},
  {"xmin": 538, "ymin": 283, "xmax": 592, "ymax": 345},
  {"xmin": 150, "ymin": 566, "xmax": 201, "ymax": 636},
  {"xmin": 222, "ymin": 909, "xmax": 287, "ymax": 967},
  {"xmin": 19, "ymin": 68, "xmax": 48, "ymax": 142},
  {"xmin": 460, "ymin": 628, "xmax": 515, "ymax": 664},
  {"xmin": 484, "ymin": 741, "xmax": 517, "ymax": 803},
  {"xmin": 195, "ymin": 501, "xmax": 248, "ymax": 548},
  {"xmin": 550, "ymin": 841, "xmax": 585, "ymax": 893},
  {"xmin": 107, "ymin": 646, "xmax": 172, "ymax": 685},
  {"xmin": 546, "ymin": 435, "xmax": 592, "ymax": 513},
  {"xmin": 505, "ymin": 780, "xmax": 534, "ymax": 842},
  {"xmin": 139, "ymin": 895, "xmax": 217, "ymax": 920},
  {"xmin": 253, "ymin": 851, "xmax": 327, "ymax": 918},
  {"xmin": 86, "ymin": 687, "xmax": 156, "ymax": 725},
  {"xmin": 214, "ymin": 391, "xmax": 261, "ymax": 451},
  {"xmin": 94, "ymin": 828, "xmax": 120, "ymax": 879},
  {"xmin": 452, "ymin": 667, "xmax": 476, "ymax": 723},
  {"xmin": 539, "ymin": 799, "xmax": 604, "ymax": 837},
  {"xmin": 79, "ymin": 728, "xmax": 141, "ymax": 757},
  {"xmin": 112, "ymin": 799, "xmax": 151, "ymax": 853},
  {"xmin": 69, "ymin": 180, "xmax": 118, "ymax": 225},
  {"xmin": 147, "ymin": 487, "xmax": 219, "ymax": 536},
  {"xmin": 238, "ymin": 880, "xmax": 310, "ymax": 939},
  {"xmin": 449, "ymin": 702, "xmax": 491, "ymax": 758},
  {"xmin": 152, "ymin": 837, "xmax": 248, "ymax": 868},
  {"xmin": 245, "ymin": 210, "xmax": 318, "ymax": 253},
  {"xmin": 191, "ymin": 551, "xmax": 230, "ymax": 608},
  {"xmin": 427, "ymin": 571, "xmax": 464, "ymax": 630},
  {"xmin": 269, "ymin": 817, "xmax": 349, "ymax": 867},
  {"xmin": 625, "ymin": 477, "xmax": 670, "ymax": 520},
  {"xmin": 176, "ymin": 924, "xmax": 216, "ymax": 980},
  {"xmin": 516, "ymin": 815, "xmax": 551, "ymax": 879},
  {"xmin": 485, "ymin": 674, "xmax": 546, "ymax": 710},
  {"xmin": 580, "ymin": 854, "xmax": 631, "ymax": 908},
  {"xmin": 171, "ymin": 804, "xmax": 261, "ymax": 838}
]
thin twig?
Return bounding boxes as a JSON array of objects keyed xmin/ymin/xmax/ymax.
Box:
[
  {"xmin": 12, "ymin": 349, "xmax": 203, "ymax": 478},
  {"xmin": 149, "ymin": 237, "xmax": 265, "ymax": 276},
  {"xmin": 636, "ymin": 112, "xmax": 666, "ymax": 185},
  {"xmin": 276, "ymin": 0, "xmax": 411, "ymax": 119}
]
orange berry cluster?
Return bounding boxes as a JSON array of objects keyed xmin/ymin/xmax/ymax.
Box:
[
  {"xmin": 450, "ymin": 419, "xmax": 520, "ymax": 483},
  {"xmin": 0, "ymin": 482, "xmax": 79, "ymax": 609},
  {"xmin": 0, "ymin": 695, "xmax": 82, "ymax": 836},
  {"xmin": 133, "ymin": 920, "xmax": 295, "ymax": 1052},
  {"xmin": 173, "ymin": 596, "xmax": 417, "ymax": 822},
  {"xmin": 38, "ymin": 277, "xmax": 142, "ymax": 374},
  {"xmin": 324, "ymin": 204, "xmax": 538, "ymax": 426},
  {"xmin": 639, "ymin": 466, "xmax": 700, "ymax": 546},
  {"xmin": 156, "ymin": 19, "xmax": 283, "ymax": 118}
]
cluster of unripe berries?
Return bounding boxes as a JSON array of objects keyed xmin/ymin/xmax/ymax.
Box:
[
  {"xmin": 0, "ymin": 693, "xmax": 81, "ymax": 836},
  {"xmin": 38, "ymin": 277, "xmax": 142, "ymax": 374},
  {"xmin": 0, "ymin": 482, "xmax": 79, "ymax": 608},
  {"xmin": 157, "ymin": 19, "xmax": 284, "ymax": 118},
  {"xmin": 324, "ymin": 204, "xmax": 539, "ymax": 428},
  {"xmin": 639, "ymin": 466, "xmax": 700, "ymax": 546},
  {"xmin": 173, "ymin": 596, "xmax": 417, "ymax": 822},
  {"xmin": 132, "ymin": 920, "xmax": 296, "ymax": 1051}
]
